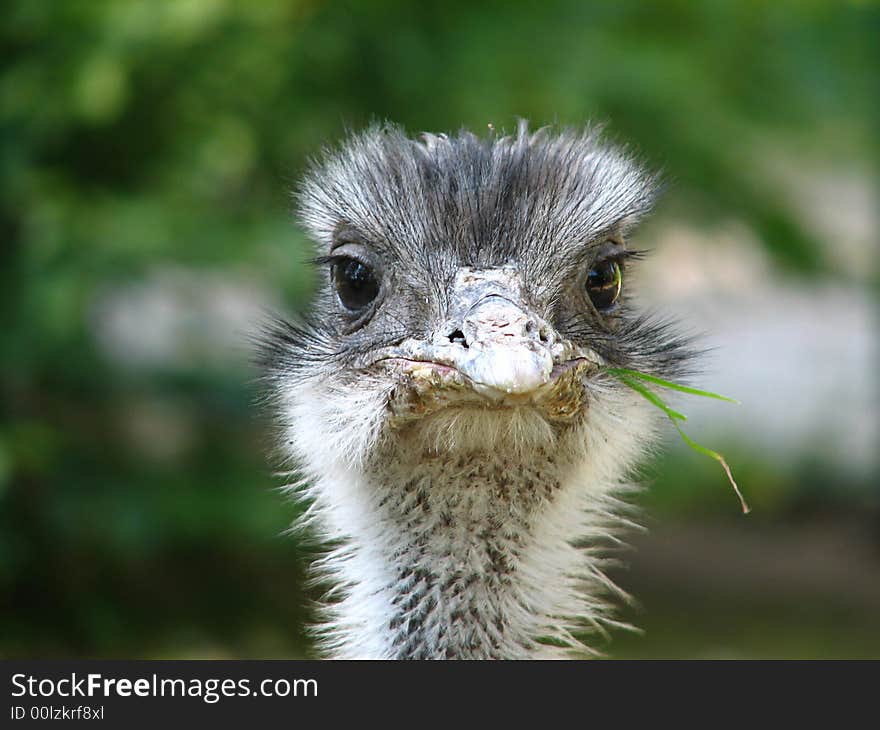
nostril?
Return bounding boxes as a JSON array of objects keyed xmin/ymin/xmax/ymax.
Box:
[
  {"xmin": 448, "ymin": 329, "xmax": 468, "ymax": 348},
  {"xmin": 525, "ymin": 320, "xmax": 550, "ymax": 343}
]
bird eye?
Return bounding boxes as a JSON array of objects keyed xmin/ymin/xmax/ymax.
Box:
[
  {"xmin": 332, "ymin": 257, "xmax": 380, "ymax": 311},
  {"xmin": 585, "ymin": 258, "xmax": 623, "ymax": 311}
]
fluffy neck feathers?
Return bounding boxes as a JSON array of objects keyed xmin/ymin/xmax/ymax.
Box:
[
  {"xmin": 283, "ymin": 377, "xmax": 658, "ymax": 659},
  {"xmin": 302, "ymin": 419, "xmax": 644, "ymax": 658}
]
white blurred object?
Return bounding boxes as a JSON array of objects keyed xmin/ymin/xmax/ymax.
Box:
[
  {"xmin": 633, "ymin": 222, "xmax": 877, "ymax": 477},
  {"xmin": 90, "ymin": 266, "xmax": 278, "ymax": 371}
]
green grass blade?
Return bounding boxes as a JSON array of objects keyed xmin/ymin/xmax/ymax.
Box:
[
  {"xmin": 606, "ymin": 367, "xmax": 749, "ymax": 514},
  {"xmin": 613, "ymin": 373, "xmax": 688, "ymax": 422},
  {"xmin": 672, "ymin": 421, "xmax": 750, "ymax": 514},
  {"xmin": 606, "ymin": 368, "xmax": 740, "ymax": 404}
]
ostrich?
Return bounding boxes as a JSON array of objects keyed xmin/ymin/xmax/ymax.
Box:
[{"xmin": 261, "ymin": 122, "xmax": 693, "ymax": 659}]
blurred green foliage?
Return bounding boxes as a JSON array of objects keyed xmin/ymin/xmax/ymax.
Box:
[{"xmin": 1, "ymin": 0, "xmax": 877, "ymax": 658}]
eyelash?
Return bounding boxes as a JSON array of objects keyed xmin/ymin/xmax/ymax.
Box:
[
  {"xmin": 596, "ymin": 249, "xmax": 645, "ymax": 266},
  {"xmin": 313, "ymin": 253, "xmax": 367, "ymax": 268}
]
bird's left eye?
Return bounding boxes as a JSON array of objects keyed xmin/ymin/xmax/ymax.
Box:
[
  {"xmin": 332, "ymin": 257, "xmax": 380, "ymax": 311},
  {"xmin": 585, "ymin": 258, "xmax": 623, "ymax": 311}
]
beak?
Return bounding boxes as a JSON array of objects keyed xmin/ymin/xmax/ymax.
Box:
[
  {"xmin": 452, "ymin": 293, "xmax": 554, "ymax": 397},
  {"xmin": 384, "ymin": 267, "xmax": 574, "ymax": 400}
]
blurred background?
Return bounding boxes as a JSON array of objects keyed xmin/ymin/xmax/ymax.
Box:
[{"xmin": 1, "ymin": 0, "xmax": 877, "ymax": 659}]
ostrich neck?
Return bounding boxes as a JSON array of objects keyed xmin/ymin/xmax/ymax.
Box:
[{"xmin": 323, "ymin": 443, "xmax": 613, "ymax": 659}]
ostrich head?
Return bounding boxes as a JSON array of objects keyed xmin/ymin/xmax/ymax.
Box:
[{"xmin": 262, "ymin": 122, "xmax": 693, "ymax": 659}]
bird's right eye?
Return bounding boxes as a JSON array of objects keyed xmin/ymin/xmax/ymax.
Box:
[
  {"xmin": 331, "ymin": 257, "xmax": 380, "ymax": 311},
  {"xmin": 585, "ymin": 258, "xmax": 623, "ymax": 312}
]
